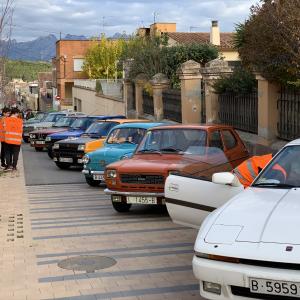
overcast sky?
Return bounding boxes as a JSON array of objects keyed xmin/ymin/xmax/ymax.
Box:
[{"xmin": 12, "ymin": 0, "xmax": 258, "ymax": 41}]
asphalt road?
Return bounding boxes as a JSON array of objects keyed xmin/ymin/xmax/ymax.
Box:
[{"xmin": 22, "ymin": 143, "xmax": 86, "ymax": 186}]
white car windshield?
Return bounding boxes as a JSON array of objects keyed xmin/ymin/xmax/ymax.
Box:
[
  {"xmin": 44, "ymin": 114, "xmax": 63, "ymax": 122},
  {"xmin": 253, "ymin": 145, "xmax": 300, "ymax": 188},
  {"xmin": 107, "ymin": 128, "xmax": 146, "ymax": 144},
  {"xmin": 53, "ymin": 117, "xmax": 74, "ymax": 127}
]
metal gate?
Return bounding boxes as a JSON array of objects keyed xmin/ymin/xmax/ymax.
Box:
[
  {"xmin": 218, "ymin": 91, "xmax": 258, "ymax": 134},
  {"xmin": 142, "ymin": 90, "xmax": 154, "ymax": 116},
  {"xmin": 277, "ymin": 86, "xmax": 300, "ymax": 141},
  {"xmin": 162, "ymin": 89, "xmax": 182, "ymax": 123}
]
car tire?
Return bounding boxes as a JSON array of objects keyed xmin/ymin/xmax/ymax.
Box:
[
  {"xmin": 55, "ymin": 162, "xmax": 70, "ymax": 170},
  {"xmin": 85, "ymin": 176, "xmax": 100, "ymax": 187},
  {"xmin": 35, "ymin": 147, "xmax": 44, "ymax": 152},
  {"xmin": 47, "ymin": 149, "xmax": 53, "ymax": 159},
  {"xmin": 23, "ymin": 137, "xmax": 29, "ymax": 143},
  {"xmin": 112, "ymin": 201, "xmax": 131, "ymax": 213}
]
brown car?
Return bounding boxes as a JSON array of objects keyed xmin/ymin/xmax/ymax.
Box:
[{"xmin": 105, "ymin": 124, "xmax": 249, "ymax": 212}]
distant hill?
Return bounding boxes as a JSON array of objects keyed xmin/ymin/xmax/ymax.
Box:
[
  {"xmin": 5, "ymin": 60, "xmax": 51, "ymax": 82},
  {"xmin": 6, "ymin": 34, "xmax": 88, "ymax": 62},
  {"xmin": 5, "ymin": 33, "xmax": 131, "ymax": 62}
]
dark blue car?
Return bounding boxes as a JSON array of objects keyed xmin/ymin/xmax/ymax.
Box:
[{"xmin": 45, "ymin": 115, "xmax": 125, "ymax": 157}]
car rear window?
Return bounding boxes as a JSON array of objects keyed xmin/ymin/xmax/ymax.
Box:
[{"xmin": 222, "ymin": 130, "xmax": 237, "ymax": 150}]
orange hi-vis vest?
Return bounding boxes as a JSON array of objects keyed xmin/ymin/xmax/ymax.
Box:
[
  {"xmin": 233, "ymin": 154, "xmax": 273, "ymax": 188},
  {"xmin": 0, "ymin": 117, "xmax": 5, "ymax": 142},
  {"xmin": 4, "ymin": 117, "xmax": 23, "ymax": 145}
]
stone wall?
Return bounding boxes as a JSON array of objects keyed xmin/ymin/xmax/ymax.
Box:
[{"xmin": 72, "ymin": 86, "xmax": 125, "ymax": 116}]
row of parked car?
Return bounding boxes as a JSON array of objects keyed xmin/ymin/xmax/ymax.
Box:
[{"xmin": 25, "ymin": 111, "xmax": 300, "ymax": 300}]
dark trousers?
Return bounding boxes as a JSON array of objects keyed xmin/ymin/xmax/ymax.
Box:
[
  {"xmin": 0, "ymin": 142, "xmax": 6, "ymax": 167},
  {"xmin": 5, "ymin": 144, "xmax": 21, "ymax": 169}
]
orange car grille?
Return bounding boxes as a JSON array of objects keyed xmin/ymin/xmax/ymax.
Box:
[{"xmin": 120, "ymin": 174, "xmax": 165, "ymax": 185}]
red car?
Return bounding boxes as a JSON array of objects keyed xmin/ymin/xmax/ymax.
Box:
[{"xmin": 105, "ymin": 124, "xmax": 250, "ymax": 212}]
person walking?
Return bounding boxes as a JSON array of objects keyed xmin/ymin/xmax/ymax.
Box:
[
  {"xmin": 3, "ymin": 108, "xmax": 23, "ymax": 171},
  {"xmin": 0, "ymin": 107, "xmax": 11, "ymax": 169}
]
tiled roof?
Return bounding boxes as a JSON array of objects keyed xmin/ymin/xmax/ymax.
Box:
[{"xmin": 167, "ymin": 32, "xmax": 234, "ymax": 49}]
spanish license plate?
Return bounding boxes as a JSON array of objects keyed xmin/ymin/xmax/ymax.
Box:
[
  {"xmin": 59, "ymin": 157, "xmax": 73, "ymax": 163},
  {"xmin": 93, "ymin": 175, "xmax": 104, "ymax": 181},
  {"xmin": 36, "ymin": 141, "xmax": 45, "ymax": 145},
  {"xmin": 126, "ymin": 196, "xmax": 157, "ymax": 204},
  {"xmin": 250, "ymin": 278, "xmax": 300, "ymax": 297}
]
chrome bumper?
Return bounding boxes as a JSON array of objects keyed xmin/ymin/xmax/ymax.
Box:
[
  {"xmin": 104, "ymin": 188, "xmax": 164, "ymax": 197},
  {"xmin": 82, "ymin": 169, "xmax": 104, "ymax": 175}
]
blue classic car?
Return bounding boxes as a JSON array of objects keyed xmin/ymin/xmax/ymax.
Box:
[
  {"xmin": 45, "ymin": 115, "xmax": 125, "ymax": 157},
  {"xmin": 82, "ymin": 122, "xmax": 163, "ymax": 186}
]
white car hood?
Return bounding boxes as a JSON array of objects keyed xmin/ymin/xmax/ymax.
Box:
[
  {"xmin": 208, "ymin": 187, "xmax": 300, "ymax": 245},
  {"xmin": 33, "ymin": 121, "xmax": 54, "ymax": 128}
]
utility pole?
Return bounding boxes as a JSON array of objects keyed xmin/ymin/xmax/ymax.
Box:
[{"xmin": 153, "ymin": 11, "xmax": 159, "ymax": 23}]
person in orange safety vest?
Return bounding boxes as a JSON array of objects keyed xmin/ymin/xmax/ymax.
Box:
[
  {"xmin": 233, "ymin": 154, "xmax": 273, "ymax": 188},
  {"xmin": 0, "ymin": 107, "xmax": 11, "ymax": 169},
  {"xmin": 3, "ymin": 108, "xmax": 23, "ymax": 171}
]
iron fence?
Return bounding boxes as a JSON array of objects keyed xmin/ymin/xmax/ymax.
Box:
[
  {"xmin": 142, "ymin": 90, "xmax": 154, "ymax": 116},
  {"xmin": 201, "ymin": 85, "xmax": 206, "ymax": 123},
  {"xmin": 218, "ymin": 91, "xmax": 258, "ymax": 134},
  {"xmin": 162, "ymin": 89, "xmax": 182, "ymax": 123},
  {"xmin": 277, "ymin": 86, "xmax": 300, "ymax": 141}
]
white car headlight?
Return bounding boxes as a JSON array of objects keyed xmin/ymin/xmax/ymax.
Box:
[
  {"xmin": 106, "ymin": 169, "xmax": 117, "ymax": 178},
  {"xmin": 78, "ymin": 144, "xmax": 85, "ymax": 151},
  {"xmin": 30, "ymin": 134, "xmax": 36, "ymax": 139},
  {"xmin": 53, "ymin": 144, "xmax": 59, "ymax": 149},
  {"xmin": 45, "ymin": 136, "xmax": 51, "ymax": 142},
  {"xmin": 82, "ymin": 155, "xmax": 90, "ymax": 165}
]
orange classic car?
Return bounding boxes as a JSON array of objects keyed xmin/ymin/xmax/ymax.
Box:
[{"xmin": 104, "ymin": 124, "xmax": 249, "ymax": 212}]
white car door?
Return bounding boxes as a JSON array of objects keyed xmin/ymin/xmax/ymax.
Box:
[{"xmin": 165, "ymin": 174, "xmax": 244, "ymax": 229}]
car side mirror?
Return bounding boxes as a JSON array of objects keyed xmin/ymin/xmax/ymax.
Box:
[{"xmin": 212, "ymin": 172, "xmax": 241, "ymax": 187}]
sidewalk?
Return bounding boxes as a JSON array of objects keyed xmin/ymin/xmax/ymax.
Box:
[
  {"xmin": 0, "ymin": 151, "xmax": 200, "ymax": 300},
  {"xmin": 0, "ymin": 152, "xmax": 41, "ymax": 300}
]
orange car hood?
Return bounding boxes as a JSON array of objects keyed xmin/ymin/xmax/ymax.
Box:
[{"xmin": 107, "ymin": 154, "xmax": 214, "ymax": 174}]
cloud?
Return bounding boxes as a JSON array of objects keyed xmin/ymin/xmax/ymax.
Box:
[{"xmin": 11, "ymin": 0, "xmax": 257, "ymax": 41}]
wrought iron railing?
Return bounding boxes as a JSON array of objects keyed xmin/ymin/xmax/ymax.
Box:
[
  {"xmin": 142, "ymin": 91, "xmax": 154, "ymax": 116},
  {"xmin": 162, "ymin": 89, "xmax": 182, "ymax": 123},
  {"xmin": 218, "ymin": 91, "xmax": 258, "ymax": 134},
  {"xmin": 277, "ymin": 86, "xmax": 300, "ymax": 141}
]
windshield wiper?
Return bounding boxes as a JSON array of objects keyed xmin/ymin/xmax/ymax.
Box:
[
  {"xmin": 122, "ymin": 140, "xmax": 135, "ymax": 145},
  {"xmin": 138, "ymin": 149, "xmax": 161, "ymax": 155},
  {"xmin": 160, "ymin": 147, "xmax": 183, "ymax": 153},
  {"xmin": 252, "ymin": 182, "xmax": 296, "ymax": 188}
]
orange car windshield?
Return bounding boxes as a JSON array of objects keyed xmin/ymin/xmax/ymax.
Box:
[{"xmin": 137, "ymin": 129, "xmax": 207, "ymax": 154}]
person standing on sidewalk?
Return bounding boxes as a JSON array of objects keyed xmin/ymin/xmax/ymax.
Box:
[
  {"xmin": 0, "ymin": 107, "xmax": 11, "ymax": 169},
  {"xmin": 4, "ymin": 108, "xmax": 23, "ymax": 171}
]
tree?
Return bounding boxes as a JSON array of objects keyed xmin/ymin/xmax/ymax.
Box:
[
  {"xmin": 83, "ymin": 36, "xmax": 126, "ymax": 79},
  {"xmin": 235, "ymin": 0, "xmax": 300, "ymax": 84},
  {"xmin": 0, "ymin": 0, "xmax": 14, "ymax": 106},
  {"xmin": 122, "ymin": 36, "xmax": 218, "ymax": 88}
]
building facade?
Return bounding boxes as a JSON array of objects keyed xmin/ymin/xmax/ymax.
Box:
[{"xmin": 54, "ymin": 40, "xmax": 95, "ymax": 109}]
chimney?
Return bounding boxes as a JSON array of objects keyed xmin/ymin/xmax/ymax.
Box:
[{"xmin": 210, "ymin": 20, "xmax": 220, "ymax": 46}]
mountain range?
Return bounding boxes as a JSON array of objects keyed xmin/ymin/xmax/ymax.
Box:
[{"xmin": 6, "ymin": 33, "xmax": 130, "ymax": 62}]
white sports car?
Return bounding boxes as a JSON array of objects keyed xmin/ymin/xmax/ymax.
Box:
[{"xmin": 191, "ymin": 140, "xmax": 300, "ymax": 299}]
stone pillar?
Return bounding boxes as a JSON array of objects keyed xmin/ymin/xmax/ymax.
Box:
[
  {"xmin": 123, "ymin": 59, "xmax": 134, "ymax": 117},
  {"xmin": 201, "ymin": 59, "xmax": 233, "ymax": 123},
  {"xmin": 123, "ymin": 79, "xmax": 134, "ymax": 117},
  {"xmin": 177, "ymin": 60, "xmax": 202, "ymax": 124},
  {"xmin": 256, "ymin": 74, "xmax": 280, "ymax": 141},
  {"xmin": 150, "ymin": 73, "xmax": 170, "ymax": 121},
  {"xmin": 134, "ymin": 74, "xmax": 147, "ymax": 118}
]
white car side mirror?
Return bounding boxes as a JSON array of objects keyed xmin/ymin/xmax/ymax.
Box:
[{"xmin": 212, "ymin": 172, "xmax": 241, "ymax": 187}]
